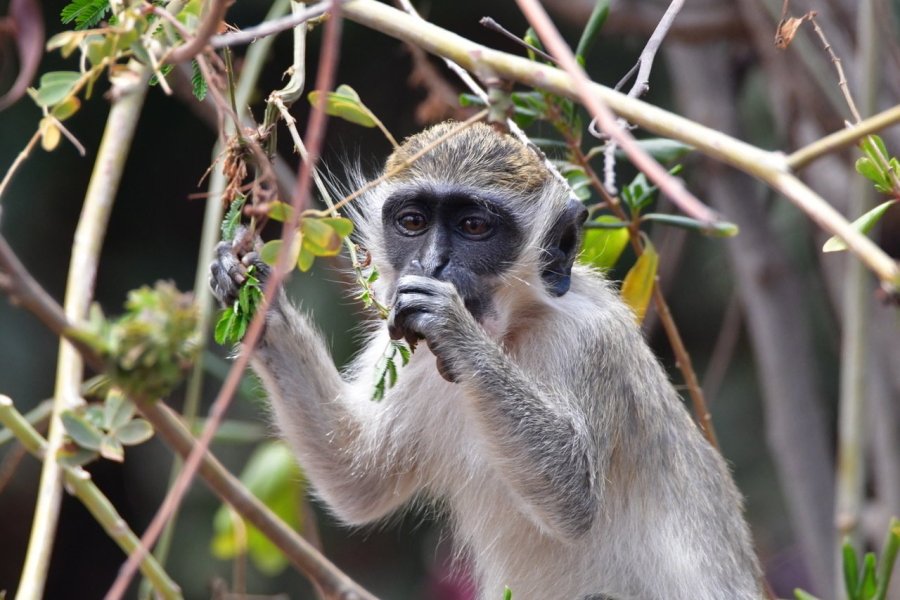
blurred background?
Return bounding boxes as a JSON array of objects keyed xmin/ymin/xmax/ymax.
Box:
[{"xmin": 1, "ymin": 0, "xmax": 898, "ymax": 598}]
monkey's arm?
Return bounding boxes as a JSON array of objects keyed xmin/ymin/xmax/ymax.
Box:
[
  {"xmin": 210, "ymin": 240, "xmax": 420, "ymax": 525},
  {"xmin": 391, "ymin": 275, "xmax": 600, "ymax": 539}
]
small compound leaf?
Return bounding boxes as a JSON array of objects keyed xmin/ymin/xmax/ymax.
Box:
[
  {"xmin": 103, "ymin": 388, "xmax": 135, "ymax": 431},
  {"xmin": 115, "ymin": 418, "xmax": 153, "ymax": 446},
  {"xmin": 190, "ymin": 59, "xmax": 207, "ymax": 101},
  {"xmin": 61, "ymin": 0, "xmax": 111, "ymax": 30},
  {"xmin": 32, "ymin": 71, "xmax": 80, "ymax": 107},
  {"xmin": 822, "ymin": 199, "xmax": 898, "ymax": 253},
  {"xmin": 99, "ymin": 435, "xmax": 124, "ymax": 462},
  {"xmin": 620, "ymin": 241, "xmax": 658, "ymax": 324},
  {"xmin": 861, "ymin": 135, "xmax": 889, "ymax": 165},
  {"xmin": 580, "ymin": 216, "xmax": 630, "ymax": 270},
  {"xmin": 61, "ymin": 410, "xmax": 103, "ymax": 451},
  {"xmin": 220, "ymin": 195, "xmax": 245, "ymax": 241},
  {"xmin": 308, "ymin": 85, "xmax": 377, "ymax": 128}
]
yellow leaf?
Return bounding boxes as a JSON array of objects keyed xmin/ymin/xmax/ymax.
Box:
[
  {"xmin": 301, "ymin": 218, "xmax": 342, "ymax": 256},
  {"xmin": 620, "ymin": 242, "xmax": 659, "ymax": 324},
  {"xmin": 39, "ymin": 118, "xmax": 61, "ymax": 151}
]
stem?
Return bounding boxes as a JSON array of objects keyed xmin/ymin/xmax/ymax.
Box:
[
  {"xmin": 787, "ymin": 104, "xmax": 900, "ymax": 170},
  {"xmin": 0, "ymin": 399, "xmax": 52, "ymax": 447},
  {"xmin": 165, "ymin": 0, "xmax": 233, "ymax": 64},
  {"xmin": 16, "ymin": 70, "xmax": 149, "ymax": 600},
  {"xmin": 210, "ymin": 1, "xmax": 332, "ymax": 49},
  {"xmin": 340, "ymin": 0, "xmax": 900, "ymax": 289},
  {"xmin": 0, "ymin": 131, "xmax": 41, "ymax": 202},
  {"xmin": 835, "ymin": 3, "xmax": 878, "ymax": 597},
  {"xmin": 0, "ymin": 396, "xmax": 181, "ymax": 599}
]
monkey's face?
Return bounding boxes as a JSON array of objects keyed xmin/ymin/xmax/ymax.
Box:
[{"xmin": 381, "ymin": 182, "xmax": 525, "ymax": 323}]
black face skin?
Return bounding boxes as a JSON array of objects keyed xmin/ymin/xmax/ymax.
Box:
[{"xmin": 382, "ymin": 183, "xmax": 525, "ymax": 322}]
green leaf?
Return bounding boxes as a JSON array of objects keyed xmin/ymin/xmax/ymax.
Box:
[
  {"xmin": 822, "ymin": 200, "xmax": 898, "ymax": 253},
  {"xmin": 61, "ymin": 410, "xmax": 104, "ymax": 451},
  {"xmin": 214, "ymin": 307, "xmax": 238, "ymax": 345},
  {"xmin": 32, "ymin": 71, "xmax": 81, "ymax": 107},
  {"xmin": 874, "ymin": 518, "xmax": 900, "ymax": 600},
  {"xmin": 47, "ymin": 31, "xmax": 84, "ymax": 58},
  {"xmin": 574, "ymin": 0, "xmax": 610, "ymax": 61},
  {"xmin": 191, "ymin": 60, "xmax": 207, "ymax": 101},
  {"xmin": 855, "ymin": 157, "xmax": 890, "ymax": 190},
  {"xmin": 640, "ymin": 213, "xmax": 739, "ymax": 237},
  {"xmin": 149, "ymin": 64, "xmax": 174, "ymax": 88},
  {"xmin": 614, "ymin": 138, "xmax": 694, "ymax": 163},
  {"xmin": 267, "ymin": 200, "xmax": 294, "ymax": 223},
  {"xmin": 320, "ymin": 217, "xmax": 354, "ymax": 238},
  {"xmin": 861, "ymin": 135, "xmax": 889, "ymax": 165},
  {"xmin": 793, "ymin": 590, "xmax": 821, "ymax": 600},
  {"xmin": 115, "ymin": 419, "xmax": 154, "ymax": 446},
  {"xmin": 843, "ymin": 540, "xmax": 860, "ymax": 597},
  {"xmin": 308, "ymin": 84, "xmax": 377, "ymax": 128},
  {"xmin": 260, "ymin": 234, "xmax": 302, "ymax": 267},
  {"xmin": 459, "ymin": 93, "xmax": 486, "ymax": 108},
  {"xmin": 86, "ymin": 36, "xmax": 114, "ymax": 67},
  {"xmin": 220, "ymin": 196, "xmax": 245, "ymax": 241},
  {"xmin": 103, "ymin": 388, "xmax": 135, "ymax": 431},
  {"xmin": 297, "ymin": 247, "xmax": 316, "ymax": 272},
  {"xmin": 860, "ymin": 552, "xmax": 877, "ymax": 599},
  {"xmin": 51, "ymin": 97, "xmax": 81, "ymax": 121},
  {"xmin": 301, "ymin": 218, "xmax": 342, "ymax": 256},
  {"xmin": 502, "ymin": 586, "xmax": 513, "ymax": 600},
  {"xmin": 580, "ymin": 217, "xmax": 630, "ymax": 270},
  {"xmin": 61, "ymin": 0, "xmax": 111, "ymax": 30},
  {"xmin": 392, "ymin": 340, "xmax": 411, "ymax": 365},
  {"xmin": 99, "ymin": 435, "xmax": 124, "ymax": 462},
  {"xmin": 211, "ymin": 442, "xmax": 304, "ymax": 575},
  {"xmin": 620, "ymin": 241, "xmax": 659, "ymax": 324}
]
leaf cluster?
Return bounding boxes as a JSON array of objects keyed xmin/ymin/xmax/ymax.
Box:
[
  {"xmin": 74, "ymin": 281, "xmax": 200, "ymax": 400},
  {"xmin": 795, "ymin": 518, "xmax": 900, "ymax": 600}
]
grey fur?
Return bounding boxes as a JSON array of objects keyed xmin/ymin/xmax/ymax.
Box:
[{"xmin": 210, "ymin": 123, "xmax": 763, "ymax": 600}]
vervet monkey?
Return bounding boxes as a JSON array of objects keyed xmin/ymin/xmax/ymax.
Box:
[{"xmin": 210, "ymin": 122, "xmax": 763, "ymax": 600}]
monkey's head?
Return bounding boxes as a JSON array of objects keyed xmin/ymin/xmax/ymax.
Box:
[{"xmin": 352, "ymin": 122, "xmax": 587, "ymax": 326}]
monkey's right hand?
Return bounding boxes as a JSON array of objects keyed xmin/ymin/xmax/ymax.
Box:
[{"xmin": 209, "ymin": 227, "xmax": 272, "ymax": 308}]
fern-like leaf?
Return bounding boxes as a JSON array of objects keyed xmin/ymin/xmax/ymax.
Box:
[
  {"xmin": 61, "ymin": 0, "xmax": 111, "ymax": 30},
  {"xmin": 191, "ymin": 60, "xmax": 208, "ymax": 101}
]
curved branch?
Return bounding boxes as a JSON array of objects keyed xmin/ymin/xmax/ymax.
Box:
[{"xmin": 165, "ymin": 0, "xmax": 233, "ymax": 64}]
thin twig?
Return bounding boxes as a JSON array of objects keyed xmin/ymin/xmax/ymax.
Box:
[
  {"xmin": 0, "ymin": 396, "xmax": 182, "ymax": 599},
  {"xmin": 16, "ymin": 70, "xmax": 150, "ymax": 600},
  {"xmin": 809, "ymin": 15, "xmax": 862, "ymax": 123},
  {"xmin": 598, "ymin": 0, "xmax": 684, "ymax": 192},
  {"xmin": 479, "ymin": 17, "xmax": 557, "ymax": 64},
  {"xmin": 210, "ymin": 1, "xmax": 332, "ymax": 49},
  {"xmin": 165, "ymin": 0, "xmax": 234, "ymax": 64},
  {"xmin": 787, "ymin": 103, "xmax": 900, "ymax": 169},
  {"xmin": 0, "ymin": 131, "xmax": 41, "ymax": 202}
]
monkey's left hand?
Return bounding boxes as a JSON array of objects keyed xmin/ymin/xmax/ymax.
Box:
[{"xmin": 388, "ymin": 275, "xmax": 478, "ymax": 383}]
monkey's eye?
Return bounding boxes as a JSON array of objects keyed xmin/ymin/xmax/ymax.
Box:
[
  {"xmin": 397, "ymin": 211, "xmax": 428, "ymax": 234},
  {"xmin": 458, "ymin": 216, "xmax": 492, "ymax": 238}
]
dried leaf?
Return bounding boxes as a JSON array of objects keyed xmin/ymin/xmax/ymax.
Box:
[{"xmin": 775, "ymin": 12, "xmax": 815, "ymax": 49}]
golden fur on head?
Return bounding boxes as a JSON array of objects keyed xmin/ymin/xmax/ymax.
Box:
[{"xmin": 384, "ymin": 122, "xmax": 549, "ymax": 196}]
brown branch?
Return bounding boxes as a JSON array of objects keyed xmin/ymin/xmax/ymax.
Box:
[
  {"xmin": 0, "ymin": 234, "xmax": 377, "ymax": 600},
  {"xmin": 512, "ymin": 0, "xmax": 721, "ymax": 228},
  {"xmin": 164, "ymin": 0, "xmax": 234, "ymax": 65}
]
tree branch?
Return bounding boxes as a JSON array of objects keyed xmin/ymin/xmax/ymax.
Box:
[{"xmin": 339, "ymin": 0, "xmax": 900, "ymax": 290}]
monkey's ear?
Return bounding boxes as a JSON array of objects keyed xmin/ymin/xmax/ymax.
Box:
[{"xmin": 541, "ymin": 198, "xmax": 588, "ymax": 297}]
